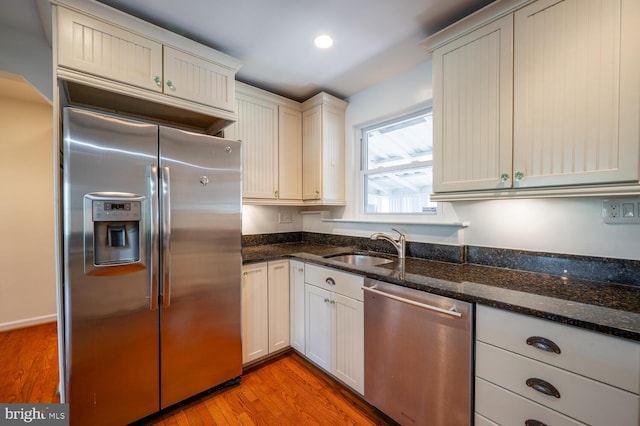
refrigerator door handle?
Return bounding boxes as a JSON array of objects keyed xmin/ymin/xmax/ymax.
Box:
[
  {"xmin": 161, "ymin": 165, "xmax": 172, "ymax": 308},
  {"xmin": 149, "ymin": 164, "xmax": 159, "ymax": 311}
]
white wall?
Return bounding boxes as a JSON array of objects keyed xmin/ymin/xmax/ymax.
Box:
[
  {"xmin": 242, "ymin": 205, "xmax": 303, "ymax": 235},
  {"xmin": 0, "ymin": 89, "xmax": 56, "ymax": 330},
  {"xmin": 301, "ymin": 60, "xmax": 640, "ymax": 261}
]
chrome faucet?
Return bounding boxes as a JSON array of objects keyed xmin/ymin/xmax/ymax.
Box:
[{"xmin": 370, "ymin": 228, "xmax": 406, "ymax": 259}]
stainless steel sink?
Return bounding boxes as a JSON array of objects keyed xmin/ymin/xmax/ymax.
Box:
[{"xmin": 324, "ymin": 253, "xmax": 394, "ymax": 267}]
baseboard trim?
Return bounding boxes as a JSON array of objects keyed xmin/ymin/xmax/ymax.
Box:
[{"xmin": 0, "ymin": 314, "xmax": 57, "ymax": 332}]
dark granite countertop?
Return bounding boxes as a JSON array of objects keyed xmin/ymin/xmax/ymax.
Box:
[{"xmin": 242, "ymin": 242, "xmax": 640, "ymax": 342}]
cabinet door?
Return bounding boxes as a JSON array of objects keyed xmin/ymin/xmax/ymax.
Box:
[
  {"xmin": 513, "ymin": 0, "xmax": 640, "ymax": 187},
  {"xmin": 320, "ymin": 104, "xmax": 346, "ymax": 203},
  {"xmin": 267, "ymin": 260, "xmax": 290, "ymax": 353},
  {"xmin": 241, "ymin": 263, "xmax": 269, "ymax": 364},
  {"xmin": 302, "ymin": 105, "xmax": 322, "ymax": 200},
  {"xmin": 234, "ymin": 94, "xmax": 279, "ymax": 199},
  {"xmin": 278, "ymin": 106, "xmax": 303, "ymax": 200},
  {"xmin": 432, "ymin": 15, "xmax": 513, "ymax": 192},
  {"xmin": 57, "ymin": 7, "xmax": 163, "ymax": 92},
  {"xmin": 304, "ymin": 284, "xmax": 332, "ymax": 373},
  {"xmin": 163, "ymin": 46, "xmax": 236, "ymax": 112},
  {"xmin": 333, "ymin": 293, "xmax": 364, "ymax": 394},
  {"xmin": 289, "ymin": 260, "xmax": 306, "ymax": 353}
]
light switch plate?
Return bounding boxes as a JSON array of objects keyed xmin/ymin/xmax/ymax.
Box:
[{"xmin": 602, "ymin": 198, "xmax": 640, "ymax": 224}]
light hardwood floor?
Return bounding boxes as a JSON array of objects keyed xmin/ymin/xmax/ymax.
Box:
[{"xmin": 0, "ymin": 322, "xmax": 394, "ymax": 425}]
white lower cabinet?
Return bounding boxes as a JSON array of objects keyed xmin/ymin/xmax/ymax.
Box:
[
  {"xmin": 475, "ymin": 305, "xmax": 640, "ymax": 425},
  {"xmin": 289, "ymin": 260, "xmax": 305, "ymax": 354},
  {"xmin": 241, "ymin": 260, "xmax": 290, "ymax": 364},
  {"xmin": 305, "ymin": 283, "xmax": 333, "ymax": 371},
  {"xmin": 304, "ymin": 264, "xmax": 364, "ymax": 394}
]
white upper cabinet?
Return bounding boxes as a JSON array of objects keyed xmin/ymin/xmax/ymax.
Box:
[
  {"xmin": 226, "ymin": 83, "xmax": 303, "ymax": 202},
  {"xmin": 163, "ymin": 46, "xmax": 236, "ymax": 112},
  {"xmin": 229, "ymin": 84, "xmax": 346, "ymax": 205},
  {"xmin": 302, "ymin": 93, "xmax": 348, "ymax": 205},
  {"xmin": 513, "ymin": 0, "xmax": 639, "ymax": 188},
  {"xmin": 229, "ymin": 92, "xmax": 279, "ymax": 199},
  {"xmin": 432, "ymin": 15, "xmax": 513, "ymax": 193},
  {"xmin": 57, "ymin": 7, "xmax": 163, "ymax": 93},
  {"xmin": 424, "ymin": 0, "xmax": 640, "ymax": 199},
  {"xmin": 54, "ymin": 0, "xmax": 241, "ymax": 131},
  {"xmin": 278, "ymin": 106, "xmax": 303, "ymax": 200}
]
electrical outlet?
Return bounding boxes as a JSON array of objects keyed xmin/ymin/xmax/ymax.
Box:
[
  {"xmin": 279, "ymin": 211, "xmax": 293, "ymax": 224},
  {"xmin": 602, "ymin": 198, "xmax": 640, "ymax": 224}
]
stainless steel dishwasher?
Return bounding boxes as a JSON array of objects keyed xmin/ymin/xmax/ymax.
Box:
[{"xmin": 363, "ymin": 278, "xmax": 473, "ymax": 426}]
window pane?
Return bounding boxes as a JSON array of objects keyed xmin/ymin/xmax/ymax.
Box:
[
  {"xmin": 365, "ymin": 166, "xmax": 436, "ymax": 214},
  {"xmin": 365, "ymin": 113, "xmax": 433, "ymax": 171}
]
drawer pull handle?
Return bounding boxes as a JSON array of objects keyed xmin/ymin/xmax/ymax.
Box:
[
  {"xmin": 525, "ymin": 420, "xmax": 548, "ymax": 426},
  {"xmin": 526, "ymin": 378, "xmax": 560, "ymax": 399},
  {"xmin": 526, "ymin": 336, "xmax": 561, "ymax": 354},
  {"xmin": 326, "ymin": 278, "xmax": 336, "ymax": 286}
]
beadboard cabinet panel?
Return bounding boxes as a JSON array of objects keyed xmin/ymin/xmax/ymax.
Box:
[
  {"xmin": 321, "ymin": 104, "xmax": 346, "ymax": 203},
  {"xmin": 234, "ymin": 94, "xmax": 279, "ymax": 199},
  {"xmin": 301, "ymin": 93, "xmax": 347, "ymax": 204},
  {"xmin": 333, "ymin": 293, "xmax": 364, "ymax": 395},
  {"xmin": 163, "ymin": 46, "xmax": 236, "ymax": 112},
  {"xmin": 513, "ymin": 0, "xmax": 640, "ymax": 187},
  {"xmin": 241, "ymin": 263, "xmax": 269, "ymax": 364},
  {"xmin": 57, "ymin": 7, "xmax": 163, "ymax": 92},
  {"xmin": 289, "ymin": 260, "xmax": 305, "ymax": 354},
  {"xmin": 278, "ymin": 106, "xmax": 303, "ymax": 200},
  {"xmin": 267, "ymin": 260, "xmax": 290, "ymax": 353},
  {"xmin": 433, "ymin": 15, "xmax": 513, "ymax": 192},
  {"xmin": 302, "ymin": 105, "xmax": 322, "ymax": 201}
]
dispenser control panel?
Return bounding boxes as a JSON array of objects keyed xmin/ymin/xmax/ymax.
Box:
[{"xmin": 92, "ymin": 200, "xmax": 142, "ymax": 221}]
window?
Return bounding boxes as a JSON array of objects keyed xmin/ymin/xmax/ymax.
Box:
[{"xmin": 362, "ymin": 110, "xmax": 435, "ymax": 214}]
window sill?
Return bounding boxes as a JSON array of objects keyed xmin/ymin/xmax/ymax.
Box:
[{"xmin": 299, "ymin": 210, "xmax": 469, "ymax": 227}]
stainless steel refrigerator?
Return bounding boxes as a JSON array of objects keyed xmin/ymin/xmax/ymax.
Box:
[{"xmin": 61, "ymin": 107, "xmax": 242, "ymax": 425}]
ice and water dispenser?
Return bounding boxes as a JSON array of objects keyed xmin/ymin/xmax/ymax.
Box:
[{"xmin": 84, "ymin": 193, "xmax": 146, "ymax": 275}]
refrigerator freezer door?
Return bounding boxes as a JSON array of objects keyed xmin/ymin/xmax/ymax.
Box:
[
  {"xmin": 158, "ymin": 126, "xmax": 242, "ymax": 408},
  {"xmin": 62, "ymin": 108, "xmax": 160, "ymax": 425}
]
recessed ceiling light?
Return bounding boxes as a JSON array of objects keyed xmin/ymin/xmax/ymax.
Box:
[{"xmin": 314, "ymin": 34, "xmax": 333, "ymax": 49}]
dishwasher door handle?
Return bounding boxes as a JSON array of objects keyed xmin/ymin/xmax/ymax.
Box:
[{"xmin": 363, "ymin": 285, "xmax": 463, "ymax": 318}]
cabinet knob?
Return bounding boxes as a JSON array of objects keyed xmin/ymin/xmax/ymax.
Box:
[
  {"xmin": 166, "ymin": 80, "xmax": 175, "ymax": 90},
  {"xmin": 153, "ymin": 76, "xmax": 162, "ymax": 87},
  {"xmin": 325, "ymin": 278, "xmax": 336, "ymax": 286},
  {"xmin": 526, "ymin": 336, "xmax": 561, "ymax": 354},
  {"xmin": 324, "ymin": 298, "xmax": 330, "ymax": 303},
  {"xmin": 500, "ymin": 173, "xmax": 509, "ymax": 182},
  {"xmin": 274, "ymin": 189, "xmax": 279, "ymax": 198},
  {"xmin": 242, "ymin": 271, "xmax": 248, "ymax": 277},
  {"xmin": 315, "ymin": 190, "xmax": 320, "ymax": 199},
  {"xmin": 298, "ymin": 268, "xmax": 304, "ymax": 273},
  {"xmin": 525, "ymin": 378, "xmax": 560, "ymax": 399},
  {"xmin": 515, "ymin": 171, "xmax": 524, "ymax": 181}
]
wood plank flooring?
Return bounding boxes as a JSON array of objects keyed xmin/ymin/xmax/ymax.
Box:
[{"xmin": 0, "ymin": 323, "xmax": 394, "ymax": 425}]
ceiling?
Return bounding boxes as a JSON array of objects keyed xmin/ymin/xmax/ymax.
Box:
[
  {"xmin": 96, "ymin": 0, "xmax": 495, "ymax": 101},
  {"xmin": 2, "ymin": 0, "xmax": 495, "ymax": 102}
]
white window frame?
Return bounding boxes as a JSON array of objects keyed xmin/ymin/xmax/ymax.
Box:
[{"xmin": 359, "ymin": 107, "xmax": 439, "ymax": 218}]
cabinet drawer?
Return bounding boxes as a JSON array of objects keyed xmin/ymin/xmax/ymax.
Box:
[
  {"xmin": 477, "ymin": 305, "xmax": 640, "ymax": 394},
  {"xmin": 476, "ymin": 377, "xmax": 584, "ymax": 426},
  {"xmin": 477, "ymin": 342, "xmax": 640, "ymax": 426},
  {"xmin": 304, "ymin": 264, "xmax": 363, "ymax": 301}
]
